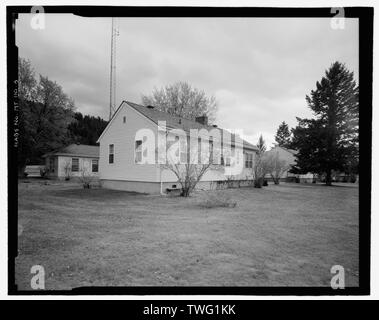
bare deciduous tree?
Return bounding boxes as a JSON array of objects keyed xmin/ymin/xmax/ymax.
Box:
[
  {"xmin": 253, "ymin": 135, "xmax": 268, "ymax": 188},
  {"xmin": 141, "ymin": 81, "xmax": 218, "ymax": 123},
  {"xmin": 78, "ymin": 168, "xmax": 94, "ymax": 189},
  {"xmin": 159, "ymin": 133, "xmax": 223, "ymax": 197},
  {"xmin": 63, "ymin": 160, "xmax": 72, "ymax": 180},
  {"xmin": 264, "ymin": 153, "xmax": 290, "ymax": 185},
  {"xmin": 18, "ymin": 58, "xmax": 75, "ymax": 176}
]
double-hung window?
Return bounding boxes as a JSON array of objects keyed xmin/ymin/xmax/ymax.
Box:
[
  {"xmin": 135, "ymin": 140, "xmax": 142, "ymax": 163},
  {"xmin": 109, "ymin": 144, "xmax": 114, "ymax": 164},
  {"xmin": 209, "ymin": 138, "xmax": 214, "ymax": 164},
  {"xmin": 245, "ymin": 153, "xmax": 253, "ymax": 168},
  {"xmin": 71, "ymin": 158, "xmax": 79, "ymax": 172},
  {"xmin": 92, "ymin": 159, "xmax": 99, "ymax": 172},
  {"xmin": 224, "ymin": 146, "xmax": 231, "ymax": 167}
]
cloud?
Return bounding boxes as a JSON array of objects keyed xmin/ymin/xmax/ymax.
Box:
[{"xmin": 16, "ymin": 14, "xmax": 358, "ymax": 145}]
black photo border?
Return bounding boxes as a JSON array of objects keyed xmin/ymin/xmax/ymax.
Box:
[{"xmin": 7, "ymin": 5, "xmax": 373, "ymax": 296}]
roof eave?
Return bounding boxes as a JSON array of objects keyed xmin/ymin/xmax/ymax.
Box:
[{"xmin": 44, "ymin": 153, "xmax": 99, "ymax": 158}]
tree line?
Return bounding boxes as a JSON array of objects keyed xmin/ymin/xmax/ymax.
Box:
[
  {"xmin": 17, "ymin": 58, "xmax": 358, "ymax": 188},
  {"xmin": 17, "ymin": 58, "xmax": 108, "ymax": 175}
]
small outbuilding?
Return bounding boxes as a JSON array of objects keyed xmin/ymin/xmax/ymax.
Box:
[
  {"xmin": 264, "ymin": 145, "xmax": 314, "ymax": 182},
  {"xmin": 42, "ymin": 144, "xmax": 99, "ymax": 180}
]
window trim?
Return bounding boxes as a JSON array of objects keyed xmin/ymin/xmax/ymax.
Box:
[
  {"xmin": 71, "ymin": 157, "xmax": 79, "ymax": 172},
  {"xmin": 135, "ymin": 140, "xmax": 143, "ymax": 164},
  {"xmin": 92, "ymin": 159, "xmax": 99, "ymax": 172},
  {"xmin": 245, "ymin": 152, "xmax": 253, "ymax": 168},
  {"xmin": 224, "ymin": 147, "xmax": 231, "ymax": 167},
  {"xmin": 109, "ymin": 144, "xmax": 114, "ymax": 164},
  {"xmin": 209, "ymin": 139, "xmax": 214, "ymax": 164}
]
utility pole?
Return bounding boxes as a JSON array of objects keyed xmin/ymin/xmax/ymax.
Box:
[{"xmin": 109, "ymin": 17, "xmax": 119, "ymax": 120}]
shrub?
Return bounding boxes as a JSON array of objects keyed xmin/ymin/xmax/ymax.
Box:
[
  {"xmin": 78, "ymin": 169, "xmax": 94, "ymax": 189},
  {"xmin": 40, "ymin": 167, "xmax": 49, "ymax": 179},
  {"xmin": 200, "ymin": 191, "xmax": 237, "ymax": 209}
]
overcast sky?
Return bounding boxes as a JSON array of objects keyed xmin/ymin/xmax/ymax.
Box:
[{"xmin": 16, "ymin": 14, "xmax": 358, "ymax": 147}]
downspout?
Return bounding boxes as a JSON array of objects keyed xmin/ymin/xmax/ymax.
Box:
[{"xmin": 160, "ymin": 165, "xmax": 164, "ymax": 195}]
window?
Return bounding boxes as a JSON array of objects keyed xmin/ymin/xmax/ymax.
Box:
[
  {"xmin": 71, "ymin": 158, "xmax": 79, "ymax": 172},
  {"xmin": 245, "ymin": 153, "xmax": 253, "ymax": 168},
  {"xmin": 223, "ymin": 147, "xmax": 231, "ymax": 167},
  {"xmin": 180, "ymin": 137, "xmax": 187, "ymax": 163},
  {"xmin": 109, "ymin": 144, "xmax": 114, "ymax": 164},
  {"xmin": 92, "ymin": 159, "xmax": 99, "ymax": 172},
  {"xmin": 135, "ymin": 140, "xmax": 142, "ymax": 163},
  {"xmin": 209, "ymin": 138, "xmax": 214, "ymax": 164},
  {"xmin": 227, "ymin": 145, "xmax": 235, "ymax": 166},
  {"xmin": 225, "ymin": 154, "xmax": 231, "ymax": 167},
  {"xmin": 123, "ymin": 116, "xmax": 126, "ymax": 123},
  {"xmin": 213, "ymin": 145, "xmax": 221, "ymax": 165}
]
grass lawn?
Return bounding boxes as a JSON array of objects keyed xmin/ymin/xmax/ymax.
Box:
[{"xmin": 15, "ymin": 180, "xmax": 359, "ymax": 289}]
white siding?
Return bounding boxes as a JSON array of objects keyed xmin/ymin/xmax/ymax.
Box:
[
  {"xmin": 98, "ymin": 102, "xmax": 160, "ymax": 182},
  {"xmin": 57, "ymin": 156, "xmax": 99, "ymax": 178},
  {"xmin": 99, "ymin": 102, "xmax": 258, "ymax": 186},
  {"xmin": 161, "ymin": 133, "xmax": 256, "ymax": 182}
]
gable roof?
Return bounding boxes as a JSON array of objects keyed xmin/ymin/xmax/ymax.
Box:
[
  {"xmin": 126, "ymin": 101, "xmax": 258, "ymax": 151},
  {"xmin": 43, "ymin": 144, "xmax": 99, "ymax": 158}
]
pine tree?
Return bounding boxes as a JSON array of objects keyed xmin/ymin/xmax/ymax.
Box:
[
  {"xmin": 68, "ymin": 112, "xmax": 108, "ymax": 145},
  {"xmin": 274, "ymin": 121, "xmax": 291, "ymax": 148},
  {"xmin": 291, "ymin": 62, "xmax": 359, "ymax": 185},
  {"xmin": 256, "ymin": 134, "xmax": 266, "ymax": 154}
]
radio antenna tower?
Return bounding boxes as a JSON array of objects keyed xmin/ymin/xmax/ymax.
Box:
[{"xmin": 109, "ymin": 17, "xmax": 119, "ymax": 120}]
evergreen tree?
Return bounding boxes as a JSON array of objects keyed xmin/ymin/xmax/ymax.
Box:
[
  {"xmin": 274, "ymin": 121, "xmax": 292, "ymax": 148},
  {"xmin": 291, "ymin": 62, "xmax": 359, "ymax": 185},
  {"xmin": 256, "ymin": 134, "xmax": 266, "ymax": 154},
  {"xmin": 68, "ymin": 112, "xmax": 108, "ymax": 145}
]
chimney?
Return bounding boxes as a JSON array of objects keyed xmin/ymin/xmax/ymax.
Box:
[
  {"xmin": 146, "ymin": 105, "xmax": 155, "ymax": 109},
  {"xmin": 195, "ymin": 115, "xmax": 208, "ymax": 125}
]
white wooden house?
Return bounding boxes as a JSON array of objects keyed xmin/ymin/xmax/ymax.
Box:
[{"xmin": 97, "ymin": 101, "xmax": 259, "ymax": 194}]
